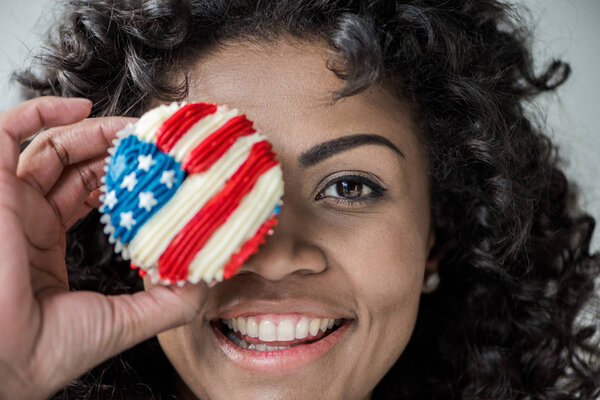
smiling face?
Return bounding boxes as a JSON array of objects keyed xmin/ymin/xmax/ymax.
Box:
[{"xmin": 145, "ymin": 38, "xmax": 436, "ymax": 400}]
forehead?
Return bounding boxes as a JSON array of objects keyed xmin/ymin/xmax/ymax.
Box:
[{"xmin": 186, "ymin": 39, "xmax": 423, "ymax": 166}]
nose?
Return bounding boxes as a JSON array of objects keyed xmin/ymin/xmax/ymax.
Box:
[{"xmin": 239, "ymin": 200, "xmax": 327, "ymax": 280}]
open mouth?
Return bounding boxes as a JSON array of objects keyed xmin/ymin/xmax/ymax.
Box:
[{"xmin": 212, "ymin": 315, "xmax": 345, "ymax": 351}]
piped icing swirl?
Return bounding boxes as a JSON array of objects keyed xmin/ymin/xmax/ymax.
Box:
[{"xmin": 99, "ymin": 103, "xmax": 284, "ymax": 285}]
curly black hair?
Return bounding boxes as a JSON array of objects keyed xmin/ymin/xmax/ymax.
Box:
[{"xmin": 16, "ymin": 0, "xmax": 600, "ymax": 399}]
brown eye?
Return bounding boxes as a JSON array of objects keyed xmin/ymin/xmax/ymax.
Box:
[
  {"xmin": 336, "ymin": 181, "xmax": 363, "ymax": 198},
  {"xmin": 321, "ymin": 179, "xmax": 373, "ymax": 200}
]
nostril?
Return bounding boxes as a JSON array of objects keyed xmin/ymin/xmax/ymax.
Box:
[{"xmin": 297, "ymin": 267, "xmax": 327, "ymax": 276}]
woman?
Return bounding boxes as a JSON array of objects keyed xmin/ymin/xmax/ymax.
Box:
[{"xmin": 1, "ymin": 0, "xmax": 599, "ymax": 399}]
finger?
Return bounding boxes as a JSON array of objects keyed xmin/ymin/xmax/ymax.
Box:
[
  {"xmin": 37, "ymin": 283, "xmax": 207, "ymax": 395},
  {"xmin": 108, "ymin": 284, "xmax": 207, "ymax": 349},
  {"xmin": 63, "ymin": 189, "xmax": 102, "ymax": 231},
  {"xmin": 18, "ymin": 116, "xmax": 136, "ymax": 195},
  {"xmin": 0, "ymin": 97, "xmax": 91, "ymax": 307},
  {"xmin": 0, "ymin": 97, "xmax": 92, "ymax": 173},
  {"xmin": 28, "ymin": 244, "xmax": 68, "ymax": 294},
  {"xmin": 44, "ymin": 156, "xmax": 105, "ymax": 230},
  {"xmin": 0, "ymin": 198, "xmax": 33, "ymax": 311},
  {"xmin": 21, "ymin": 182, "xmax": 62, "ymax": 250},
  {"xmin": 22, "ymin": 154, "xmax": 105, "ymax": 248}
]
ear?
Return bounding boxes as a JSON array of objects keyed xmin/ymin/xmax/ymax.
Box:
[{"xmin": 421, "ymin": 226, "xmax": 440, "ymax": 294}]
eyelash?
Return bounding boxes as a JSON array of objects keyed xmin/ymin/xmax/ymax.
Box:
[{"xmin": 315, "ymin": 174, "xmax": 387, "ymax": 206}]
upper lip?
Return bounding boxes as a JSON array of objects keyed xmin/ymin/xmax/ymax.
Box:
[
  {"xmin": 207, "ymin": 298, "xmax": 355, "ymax": 321},
  {"xmin": 202, "ymin": 273, "xmax": 356, "ymax": 322}
]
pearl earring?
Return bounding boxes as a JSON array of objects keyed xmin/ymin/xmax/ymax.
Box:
[{"xmin": 424, "ymin": 272, "xmax": 440, "ymax": 293}]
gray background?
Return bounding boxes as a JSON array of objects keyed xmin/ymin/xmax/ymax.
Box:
[{"xmin": 1, "ymin": 0, "xmax": 599, "ymax": 251}]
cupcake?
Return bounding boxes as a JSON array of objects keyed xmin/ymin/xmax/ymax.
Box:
[{"xmin": 99, "ymin": 102, "xmax": 284, "ymax": 285}]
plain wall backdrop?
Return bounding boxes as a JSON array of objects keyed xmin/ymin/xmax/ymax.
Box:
[{"xmin": 0, "ymin": 0, "xmax": 599, "ymax": 251}]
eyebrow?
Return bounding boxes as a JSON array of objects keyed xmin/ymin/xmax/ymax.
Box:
[{"xmin": 298, "ymin": 133, "xmax": 405, "ymax": 168}]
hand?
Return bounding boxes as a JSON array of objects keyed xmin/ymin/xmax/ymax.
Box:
[{"xmin": 0, "ymin": 97, "xmax": 206, "ymax": 400}]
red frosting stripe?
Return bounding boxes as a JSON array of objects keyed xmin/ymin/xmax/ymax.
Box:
[
  {"xmin": 155, "ymin": 103, "xmax": 218, "ymax": 152},
  {"xmin": 158, "ymin": 140, "xmax": 278, "ymax": 281},
  {"xmin": 223, "ymin": 216, "xmax": 278, "ymax": 279},
  {"xmin": 182, "ymin": 114, "xmax": 256, "ymax": 174}
]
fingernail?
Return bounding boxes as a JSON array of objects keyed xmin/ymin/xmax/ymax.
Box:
[{"xmin": 69, "ymin": 97, "xmax": 93, "ymax": 106}]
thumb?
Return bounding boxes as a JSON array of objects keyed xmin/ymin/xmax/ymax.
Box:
[
  {"xmin": 103, "ymin": 283, "xmax": 206, "ymax": 353},
  {"xmin": 35, "ymin": 283, "xmax": 206, "ymax": 397}
]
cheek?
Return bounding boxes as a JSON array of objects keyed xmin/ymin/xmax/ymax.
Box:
[
  {"xmin": 322, "ymin": 209, "xmax": 426, "ymax": 305},
  {"xmin": 321, "ymin": 209, "xmax": 426, "ymax": 377},
  {"xmin": 343, "ymin": 215, "xmax": 424, "ymax": 326}
]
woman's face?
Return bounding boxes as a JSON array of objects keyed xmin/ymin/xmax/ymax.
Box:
[{"xmin": 145, "ymin": 39, "xmax": 436, "ymax": 400}]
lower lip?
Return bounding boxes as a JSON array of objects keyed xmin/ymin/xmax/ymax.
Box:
[{"xmin": 213, "ymin": 320, "xmax": 351, "ymax": 373}]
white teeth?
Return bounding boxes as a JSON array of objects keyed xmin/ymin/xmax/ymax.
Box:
[
  {"xmin": 237, "ymin": 317, "xmax": 247, "ymax": 335},
  {"xmin": 277, "ymin": 320, "xmax": 295, "ymax": 341},
  {"xmin": 247, "ymin": 343, "xmax": 289, "ymax": 351},
  {"xmin": 258, "ymin": 319, "xmax": 277, "ymax": 342},
  {"xmin": 319, "ymin": 319, "xmax": 329, "ymax": 333},
  {"xmin": 227, "ymin": 330, "xmax": 290, "ymax": 351},
  {"xmin": 246, "ymin": 317, "xmax": 259, "ymax": 338},
  {"xmin": 295, "ymin": 317, "xmax": 309, "ymax": 339},
  {"xmin": 222, "ymin": 316, "xmax": 343, "ymax": 344},
  {"xmin": 309, "ymin": 318, "xmax": 320, "ymax": 336},
  {"xmin": 227, "ymin": 330, "xmax": 249, "ymax": 349}
]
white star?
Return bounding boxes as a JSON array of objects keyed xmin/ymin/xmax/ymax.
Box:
[
  {"xmin": 138, "ymin": 191, "xmax": 158, "ymax": 212},
  {"xmin": 104, "ymin": 190, "xmax": 118, "ymax": 209},
  {"xmin": 120, "ymin": 171, "xmax": 138, "ymax": 191},
  {"xmin": 160, "ymin": 170, "xmax": 176, "ymax": 189},
  {"xmin": 119, "ymin": 211, "xmax": 136, "ymax": 230},
  {"xmin": 137, "ymin": 154, "xmax": 156, "ymax": 172}
]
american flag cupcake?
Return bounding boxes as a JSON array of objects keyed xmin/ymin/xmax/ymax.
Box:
[{"xmin": 99, "ymin": 103, "xmax": 284, "ymax": 285}]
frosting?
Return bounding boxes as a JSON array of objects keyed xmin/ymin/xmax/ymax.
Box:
[
  {"xmin": 127, "ymin": 133, "xmax": 264, "ymax": 268},
  {"xmin": 101, "ymin": 134, "xmax": 185, "ymax": 243},
  {"xmin": 157, "ymin": 140, "xmax": 279, "ymax": 282},
  {"xmin": 191, "ymin": 166, "xmax": 283, "ymax": 282},
  {"xmin": 182, "ymin": 115, "xmax": 255, "ymax": 174},
  {"xmin": 155, "ymin": 103, "xmax": 218, "ymax": 151},
  {"xmin": 100, "ymin": 102, "xmax": 284, "ymax": 284}
]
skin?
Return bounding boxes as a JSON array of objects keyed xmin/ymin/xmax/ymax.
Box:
[
  {"xmin": 0, "ymin": 97, "xmax": 206, "ymax": 400},
  {"xmin": 147, "ymin": 39, "xmax": 438, "ymax": 400}
]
